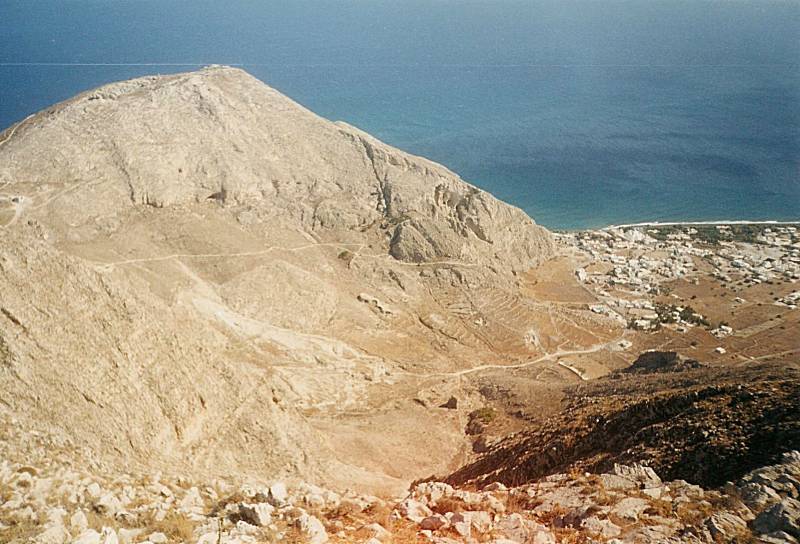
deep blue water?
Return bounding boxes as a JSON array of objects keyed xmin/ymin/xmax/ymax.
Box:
[{"xmin": 1, "ymin": 1, "xmax": 798, "ymax": 229}]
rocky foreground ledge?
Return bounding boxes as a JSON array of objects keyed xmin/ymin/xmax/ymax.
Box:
[{"xmin": 2, "ymin": 417, "xmax": 799, "ymax": 544}]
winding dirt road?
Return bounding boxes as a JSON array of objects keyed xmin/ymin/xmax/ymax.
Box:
[
  {"xmin": 0, "ymin": 114, "xmax": 33, "ymax": 148},
  {"xmin": 402, "ymin": 339, "xmax": 618, "ymax": 380}
]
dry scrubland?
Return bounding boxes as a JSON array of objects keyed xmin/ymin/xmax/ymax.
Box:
[{"xmin": 0, "ymin": 66, "xmax": 798, "ymax": 543}]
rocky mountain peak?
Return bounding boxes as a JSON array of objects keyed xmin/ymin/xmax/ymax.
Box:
[{"xmin": 0, "ymin": 65, "xmax": 553, "ymax": 272}]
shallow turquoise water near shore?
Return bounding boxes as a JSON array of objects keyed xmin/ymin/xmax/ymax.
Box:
[{"xmin": 1, "ymin": 1, "xmax": 798, "ymax": 229}]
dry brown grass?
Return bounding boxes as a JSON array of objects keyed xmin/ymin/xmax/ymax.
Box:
[
  {"xmin": 536, "ymin": 503, "xmax": 569, "ymax": 527},
  {"xmin": 251, "ymin": 524, "xmax": 285, "ymax": 543},
  {"xmin": 580, "ymin": 474, "xmax": 619, "ymax": 508},
  {"xmin": 708, "ymin": 487, "xmax": 748, "ymax": 512},
  {"xmin": 383, "ymin": 517, "xmax": 426, "ymax": 544},
  {"xmin": 277, "ymin": 524, "xmax": 307, "ymax": 543},
  {"xmin": 0, "ymin": 518, "xmax": 40, "ymax": 544},
  {"xmin": 643, "ymin": 498, "xmax": 674, "ymax": 519},
  {"xmin": 593, "ymin": 487, "xmax": 617, "ymax": 507},
  {"xmin": 0, "ymin": 487, "xmax": 13, "ymax": 505},
  {"xmin": 210, "ymin": 490, "xmax": 246, "ymax": 515},
  {"xmin": 361, "ymin": 500, "xmax": 393, "ymax": 530},
  {"xmin": 430, "ymin": 497, "xmax": 464, "ymax": 514},
  {"xmin": 675, "ymin": 499, "xmax": 715, "ymax": 527},
  {"xmin": 568, "ymin": 466, "xmax": 586, "ymax": 481},
  {"xmin": 606, "ymin": 512, "xmax": 637, "ymax": 533},
  {"xmin": 342, "ymin": 525, "xmax": 374, "ymax": 544},
  {"xmin": 126, "ymin": 495, "xmax": 156, "ymax": 511},
  {"xmin": 327, "ymin": 500, "xmax": 364, "ymax": 520},
  {"xmin": 326, "ymin": 502, "xmax": 396, "ymax": 542},
  {"xmin": 330, "ymin": 513, "xmax": 423, "ymax": 544},
  {"xmin": 553, "ymin": 527, "xmax": 596, "ymax": 544},
  {"xmin": 504, "ymin": 492, "xmax": 543, "ymax": 513},
  {"xmin": 85, "ymin": 510, "xmax": 120, "ymax": 531},
  {"xmin": 143, "ymin": 512, "xmax": 198, "ymax": 542}
]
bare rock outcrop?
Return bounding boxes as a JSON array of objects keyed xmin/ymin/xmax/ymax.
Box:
[
  {"xmin": 0, "ymin": 65, "xmax": 552, "ymax": 272},
  {"xmin": 447, "ymin": 355, "xmax": 800, "ymax": 489}
]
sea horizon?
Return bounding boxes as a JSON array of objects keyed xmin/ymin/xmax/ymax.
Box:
[{"xmin": 1, "ymin": 1, "xmax": 798, "ymax": 230}]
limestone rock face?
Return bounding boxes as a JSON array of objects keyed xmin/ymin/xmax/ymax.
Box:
[
  {"xmin": 754, "ymin": 498, "xmax": 800, "ymax": 539},
  {"xmin": 0, "ymin": 66, "xmax": 552, "ymax": 273},
  {"xmin": 0, "ymin": 66, "xmax": 555, "ymax": 494}
]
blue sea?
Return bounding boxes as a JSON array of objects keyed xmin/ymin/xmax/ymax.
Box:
[{"xmin": 1, "ymin": 0, "xmax": 798, "ymax": 229}]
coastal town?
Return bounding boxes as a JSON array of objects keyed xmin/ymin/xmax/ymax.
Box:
[{"xmin": 558, "ymin": 223, "xmax": 800, "ymax": 347}]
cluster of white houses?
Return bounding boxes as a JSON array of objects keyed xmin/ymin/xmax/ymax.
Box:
[
  {"xmin": 560, "ymin": 223, "xmax": 800, "ymax": 333},
  {"xmin": 710, "ymin": 226, "xmax": 800, "ymax": 285}
]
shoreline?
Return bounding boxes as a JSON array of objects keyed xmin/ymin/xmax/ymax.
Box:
[
  {"xmin": 549, "ymin": 219, "xmax": 800, "ymax": 233},
  {"xmin": 602, "ymin": 219, "xmax": 800, "ymax": 230}
]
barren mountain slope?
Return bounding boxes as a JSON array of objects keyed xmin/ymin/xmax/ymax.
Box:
[
  {"xmin": 446, "ymin": 352, "xmax": 800, "ymax": 489},
  {"xmin": 0, "ymin": 66, "xmax": 581, "ymax": 494}
]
